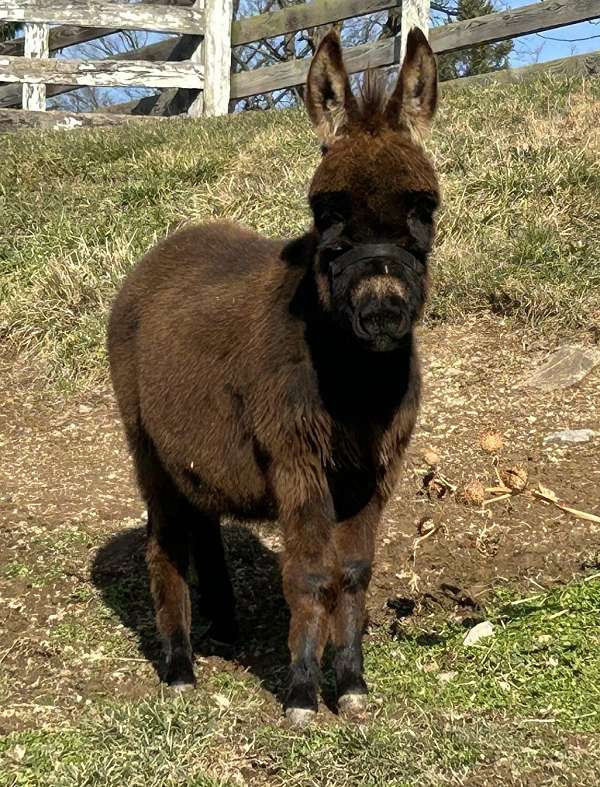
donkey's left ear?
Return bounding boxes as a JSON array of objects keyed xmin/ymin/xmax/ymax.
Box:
[
  {"xmin": 384, "ymin": 27, "xmax": 438, "ymax": 133},
  {"xmin": 305, "ymin": 29, "xmax": 358, "ymax": 144}
]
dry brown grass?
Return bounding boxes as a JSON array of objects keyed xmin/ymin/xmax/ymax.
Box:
[{"xmin": 1, "ymin": 75, "xmax": 599, "ymax": 388}]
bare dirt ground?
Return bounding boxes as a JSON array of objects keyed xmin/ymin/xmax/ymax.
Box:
[{"xmin": 1, "ymin": 317, "xmax": 599, "ymax": 735}]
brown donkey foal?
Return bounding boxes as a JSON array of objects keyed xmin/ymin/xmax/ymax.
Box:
[{"xmin": 108, "ymin": 28, "xmax": 440, "ymax": 725}]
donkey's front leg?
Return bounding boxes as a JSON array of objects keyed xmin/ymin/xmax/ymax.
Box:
[
  {"xmin": 332, "ymin": 500, "xmax": 381, "ymax": 716},
  {"xmin": 281, "ymin": 498, "xmax": 338, "ymax": 726}
]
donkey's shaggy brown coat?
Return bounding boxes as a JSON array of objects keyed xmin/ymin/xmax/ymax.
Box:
[{"xmin": 108, "ymin": 28, "xmax": 440, "ymax": 724}]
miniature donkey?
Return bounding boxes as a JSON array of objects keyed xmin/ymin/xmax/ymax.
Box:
[{"xmin": 108, "ymin": 27, "xmax": 440, "ymax": 725}]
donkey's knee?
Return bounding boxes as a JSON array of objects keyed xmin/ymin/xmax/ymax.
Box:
[{"xmin": 340, "ymin": 559, "xmax": 372, "ymax": 594}]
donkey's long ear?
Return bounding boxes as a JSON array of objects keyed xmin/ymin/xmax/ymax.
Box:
[
  {"xmin": 305, "ymin": 30, "xmax": 358, "ymax": 144},
  {"xmin": 384, "ymin": 27, "xmax": 438, "ymax": 134}
]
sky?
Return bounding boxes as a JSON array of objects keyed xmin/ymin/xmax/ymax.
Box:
[{"xmin": 501, "ymin": 0, "xmax": 600, "ymax": 66}]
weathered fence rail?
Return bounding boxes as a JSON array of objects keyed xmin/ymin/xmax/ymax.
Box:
[
  {"xmin": 0, "ymin": 0, "xmax": 599, "ymax": 129},
  {"xmin": 1, "ymin": 0, "xmax": 204, "ymax": 34}
]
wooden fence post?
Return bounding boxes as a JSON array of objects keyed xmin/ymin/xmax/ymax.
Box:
[
  {"xmin": 201, "ymin": 0, "xmax": 233, "ymax": 117},
  {"xmin": 22, "ymin": 23, "xmax": 49, "ymax": 111},
  {"xmin": 400, "ymin": 0, "xmax": 430, "ymax": 61}
]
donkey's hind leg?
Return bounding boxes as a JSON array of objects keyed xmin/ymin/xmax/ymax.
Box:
[
  {"xmin": 131, "ymin": 426, "xmax": 195, "ymax": 689},
  {"xmin": 189, "ymin": 512, "xmax": 239, "ymax": 647},
  {"xmin": 146, "ymin": 499, "xmax": 195, "ymax": 690}
]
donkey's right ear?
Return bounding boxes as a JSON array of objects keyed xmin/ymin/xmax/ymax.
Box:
[{"xmin": 305, "ymin": 30, "xmax": 358, "ymax": 145}]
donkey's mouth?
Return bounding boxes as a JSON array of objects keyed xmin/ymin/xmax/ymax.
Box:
[{"xmin": 351, "ymin": 313, "xmax": 408, "ymax": 351}]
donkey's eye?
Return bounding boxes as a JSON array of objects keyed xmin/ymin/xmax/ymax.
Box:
[{"xmin": 320, "ymin": 144, "xmax": 329, "ymax": 156}]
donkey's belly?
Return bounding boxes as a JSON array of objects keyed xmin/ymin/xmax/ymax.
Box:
[{"xmin": 167, "ymin": 445, "xmax": 277, "ymax": 522}]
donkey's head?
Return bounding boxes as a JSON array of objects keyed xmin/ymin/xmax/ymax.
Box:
[{"xmin": 305, "ymin": 28, "xmax": 440, "ymax": 352}]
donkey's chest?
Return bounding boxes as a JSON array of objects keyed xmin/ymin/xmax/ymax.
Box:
[{"xmin": 325, "ymin": 424, "xmax": 383, "ymax": 521}]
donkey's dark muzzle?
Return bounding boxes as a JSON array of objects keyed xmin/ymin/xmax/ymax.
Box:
[{"xmin": 353, "ymin": 297, "xmax": 408, "ymax": 343}]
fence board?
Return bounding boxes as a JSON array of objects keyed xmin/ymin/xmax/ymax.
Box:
[
  {"xmin": 231, "ymin": 0, "xmax": 600, "ymax": 48},
  {"xmin": 231, "ymin": 0, "xmax": 600, "ymax": 100},
  {"xmin": 0, "ymin": 0, "xmax": 195, "ymax": 56},
  {"xmin": 0, "ymin": 56, "xmax": 203, "ymax": 89},
  {"xmin": 231, "ymin": 37, "xmax": 392, "ymax": 98},
  {"xmin": 0, "ymin": 37, "xmax": 183, "ymax": 108},
  {"xmin": 203, "ymin": 0, "xmax": 233, "ymax": 116},
  {"xmin": 0, "ymin": 25, "xmax": 116, "ymax": 57},
  {"xmin": 430, "ymin": 0, "xmax": 600, "ymax": 54},
  {"xmin": 0, "ymin": 106, "xmax": 172, "ymax": 130},
  {"xmin": 232, "ymin": 0, "xmax": 398, "ymax": 46},
  {"xmin": 0, "ymin": 0, "xmax": 205, "ymax": 35}
]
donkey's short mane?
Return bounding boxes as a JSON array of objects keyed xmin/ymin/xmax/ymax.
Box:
[{"xmin": 354, "ymin": 70, "xmax": 395, "ymax": 133}]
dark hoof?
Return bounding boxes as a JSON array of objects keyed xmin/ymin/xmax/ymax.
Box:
[{"xmin": 165, "ymin": 653, "xmax": 195, "ymax": 689}]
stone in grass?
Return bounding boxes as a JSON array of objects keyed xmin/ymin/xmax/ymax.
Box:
[
  {"xmin": 520, "ymin": 345, "xmax": 600, "ymax": 391},
  {"xmin": 463, "ymin": 620, "xmax": 494, "ymax": 646},
  {"xmin": 544, "ymin": 428, "xmax": 597, "ymax": 444}
]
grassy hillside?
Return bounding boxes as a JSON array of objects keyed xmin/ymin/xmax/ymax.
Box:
[{"xmin": 1, "ymin": 75, "xmax": 599, "ymax": 388}]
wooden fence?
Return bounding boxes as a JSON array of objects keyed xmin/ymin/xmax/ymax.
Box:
[{"xmin": 1, "ymin": 0, "xmax": 600, "ymax": 129}]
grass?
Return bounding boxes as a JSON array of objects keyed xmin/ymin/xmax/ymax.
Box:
[
  {"xmin": 2, "ymin": 512, "xmax": 600, "ymax": 786},
  {"xmin": 2, "ymin": 577, "xmax": 600, "ymax": 785},
  {"xmin": 1, "ymin": 75, "xmax": 599, "ymax": 388}
]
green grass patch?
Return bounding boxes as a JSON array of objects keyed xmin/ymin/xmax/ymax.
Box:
[
  {"xmin": 367, "ymin": 575, "xmax": 600, "ymax": 732},
  {"xmin": 2, "ymin": 577, "xmax": 599, "ymax": 786},
  {"xmin": 1, "ymin": 76, "xmax": 599, "ymax": 388}
]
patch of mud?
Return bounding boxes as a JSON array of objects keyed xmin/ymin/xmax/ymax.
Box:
[{"xmin": 1, "ymin": 318, "xmax": 599, "ymax": 730}]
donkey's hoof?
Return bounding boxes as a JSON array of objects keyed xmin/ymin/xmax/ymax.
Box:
[
  {"xmin": 337, "ymin": 692, "xmax": 368, "ymax": 719},
  {"xmin": 285, "ymin": 707, "xmax": 317, "ymax": 728},
  {"xmin": 165, "ymin": 654, "xmax": 195, "ymax": 691},
  {"xmin": 169, "ymin": 679, "xmax": 195, "ymax": 694}
]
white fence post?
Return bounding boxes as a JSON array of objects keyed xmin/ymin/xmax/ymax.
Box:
[
  {"xmin": 23, "ymin": 22, "xmax": 49, "ymax": 111},
  {"xmin": 200, "ymin": 0, "xmax": 233, "ymax": 117},
  {"xmin": 400, "ymin": 0, "xmax": 430, "ymax": 62}
]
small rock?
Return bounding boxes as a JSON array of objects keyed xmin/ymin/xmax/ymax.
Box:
[
  {"xmin": 520, "ymin": 344, "xmax": 600, "ymax": 391},
  {"xmin": 544, "ymin": 428, "xmax": 597, "ymax": 444},
  {"xmin": 463, "ymin": 620, "xmax": 494, "ymax": 646},
  {"xmin": 437, "ymin": 671, "xmax": 457, "ymax": 683},
  {"xmin": 78, "ymin": 404, "xmax": 92, "ymax": 414}
]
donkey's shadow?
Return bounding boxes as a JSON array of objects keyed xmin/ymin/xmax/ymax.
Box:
[{"xmin": 91, "ymin": 522, "xmax": 290, "ymax": 699}]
